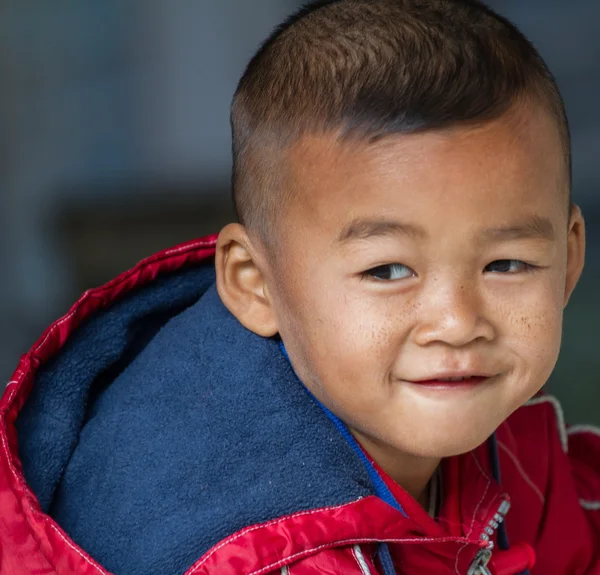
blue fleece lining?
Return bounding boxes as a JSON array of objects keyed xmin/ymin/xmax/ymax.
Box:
[
  {"xmin": 279, "ymin": 342, "xmax": 408, "ymax": 517},
  {"xmin": 18, "ymin": 263, "xmax": 217, "ymax": 512},
  {"xmin": 17, "ymin": 278, "xmax": 375, "ymax": 575}
]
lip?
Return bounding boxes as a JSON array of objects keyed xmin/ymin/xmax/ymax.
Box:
[{"xmin": 409, "ymin": 375, "xmax": 490, "ymax": 388}]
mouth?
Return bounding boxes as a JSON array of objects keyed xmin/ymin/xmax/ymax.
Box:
[{"xmin": 408, "ymin": 375, "xmax": 491, "ymax": 388}]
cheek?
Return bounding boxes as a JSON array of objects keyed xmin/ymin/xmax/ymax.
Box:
[
  {"xmin": 281, "ymin": 284, "xmax": 399, "ymax": 389},
  {"xmin": 308, "ymin": 293, "xmax": 392, "ymax": 367},
  {"xmin": 502, "ymin": 282, "xmax": 564, "ymax": 383},
  {"xmin": 331, "ymin": 288, "xmax": 408, "ymax": 350}
]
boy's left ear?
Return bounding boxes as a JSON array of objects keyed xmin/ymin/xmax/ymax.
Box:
[
  {"xmin": 564, "ymin": 203, "xmax": 586, "ymax": 307},
  {"xmin": 215, "ymin": 223, "xmax": 279, "ymax": 337}
]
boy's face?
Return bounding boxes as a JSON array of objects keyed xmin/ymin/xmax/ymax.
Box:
[{"xmin": 264, "ymin": 104, "xmax": 584, "ymax": 462}]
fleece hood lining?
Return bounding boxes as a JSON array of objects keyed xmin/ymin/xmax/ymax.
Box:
[{"xmin": 16, "ymin": 262, "xmax": 374, "ymax": 575}]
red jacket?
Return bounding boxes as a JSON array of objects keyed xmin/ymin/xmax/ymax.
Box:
[{"xmin": 1, "ymin": 236, "xmax": 599, "ymax": 575}]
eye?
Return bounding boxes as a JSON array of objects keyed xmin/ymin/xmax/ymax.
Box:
[
  {"xmin": 363, "ymin": 263, "xmax": 415, "ymax": 281},
  {"xmin": 484, "ymin": 259, "xmax": 536, "ymax": 274}
]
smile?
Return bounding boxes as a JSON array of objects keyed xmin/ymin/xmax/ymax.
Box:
[{"xmin": 409, "ymin": 376, "xmax": 490, "ymax": 388}]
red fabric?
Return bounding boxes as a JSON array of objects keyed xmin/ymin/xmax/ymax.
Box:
[
  {"xmin": 1, "ymin": 236, "xmax": 599, "ymax": 575},
  {"xmin": 490, "ymin": 543, "xmax": 536, "ymax": 575}
]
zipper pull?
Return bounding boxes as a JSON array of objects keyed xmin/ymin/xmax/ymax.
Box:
[
  {"xmin": 469, "ymin": 498, "xmax": 512, "ymax": 574},
  {"xmin": 467, "ymin": 549, "xmax": 493, "ymax": 575}
]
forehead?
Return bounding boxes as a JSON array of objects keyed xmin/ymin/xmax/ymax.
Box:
[{"xmin": 282, "ymin": 104, "xmax": 568, "ymax": 238}]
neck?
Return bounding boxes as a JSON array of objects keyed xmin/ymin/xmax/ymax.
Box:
[{"xmin": 351, "ymin": 428, "xmax": 440, "ymax": 507}]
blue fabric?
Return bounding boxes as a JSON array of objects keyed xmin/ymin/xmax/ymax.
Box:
[
  {"xmin": 16, "ymin": 270, "xmax": 374, "ymax": 575},
  {"xmin": 488, "ymin": 433, "xmax": 528, "ymax": 575},
  {"xmin": 488, "ymin": 432, "xmax": 510, "ymax": 551},
  {"xmin": 279, "ymin": 344, "xmax": 402, "ymax": 575},
  {"xmin": 377, "ymin": 542, "xmax": 398, "ymax": 575},
  {"xmin": 17, "ymin": 263, "xmax": 217, "ymax": 512},
  {"xmin": 279, "ymin": 342, "xmax": 407, "ymax": 517}
]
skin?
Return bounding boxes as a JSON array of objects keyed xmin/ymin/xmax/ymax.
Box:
[{"xmin": 216, "ymin": 102, "xmax": 585, "ymax": 506}]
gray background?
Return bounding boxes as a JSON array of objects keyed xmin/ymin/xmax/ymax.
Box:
[{"xmin": 0, "ymin": 1, "xmax": 598, "ymax": 424}]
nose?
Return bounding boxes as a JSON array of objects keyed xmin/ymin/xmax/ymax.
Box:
[{"xmin": 412, "ymin": 277, "xmax": 496, "ymax": 348}]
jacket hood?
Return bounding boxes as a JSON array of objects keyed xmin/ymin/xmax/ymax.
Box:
[{"xmin": 14, "ymin": 243, "xmax": 378, "ymax": 575}]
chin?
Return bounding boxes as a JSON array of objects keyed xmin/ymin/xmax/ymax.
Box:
[{"xmin": 404, "ymin": 426, "xmax": 497, "ymax": 459}]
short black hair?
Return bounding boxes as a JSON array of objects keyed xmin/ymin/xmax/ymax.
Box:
[{"xmin": 231, "ymin": 0, "xmax": 570, "ymax": 241}]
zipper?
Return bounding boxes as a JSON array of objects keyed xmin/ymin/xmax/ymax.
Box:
[
  {"xmin": 467, "ymin": 499, "xmax": 511, "ymax": 575},
  {"xmin": 467, "ymin": 549, "xmax": 493, "ymax": 575}
]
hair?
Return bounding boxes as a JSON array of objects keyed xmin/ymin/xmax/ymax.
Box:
[{"xmin": 231, "ymin": 0, "xmax": 571, "ymax": 243}]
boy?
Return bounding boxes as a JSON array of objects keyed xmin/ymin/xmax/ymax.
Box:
[{"xmin": 1, "ymin": 0, "xmax": 598, "ymax": 574}]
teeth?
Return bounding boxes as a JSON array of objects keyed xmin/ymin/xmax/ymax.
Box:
[{"xmin": 441, "ymin": 376, "xmax": 468, "ymax": 381}]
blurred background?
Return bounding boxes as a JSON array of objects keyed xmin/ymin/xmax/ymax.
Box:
[{"xmin": 0, "ymin": 1, "xmax": 598, "ymax": 424}]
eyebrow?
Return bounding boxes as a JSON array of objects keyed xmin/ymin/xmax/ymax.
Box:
[
  {"xmin": 480, "ymin": 216, "xmax": 555, "ymax": 242},
  {"xmin": 336, "ymin": 215, "xmax": 555, "ymax": 243},
  {"xmin": 336, "ymin": 218, "xmax": 426, "ymax": 243}
]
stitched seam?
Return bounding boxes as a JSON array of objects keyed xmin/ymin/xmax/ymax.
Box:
[
  {"xmin": 33, "ymin": 239, "xmax": 215, "ymax": 355},
  {"xmin": 0, "ymin": 419, "xmax": 52, "ymax": 569},
  {"xmin": 0, "ymin": 423, "xmax": 108, "ymax": 574},
  {"xmin": 127, "ymin": 240, "xmax": 214, "ymax": 272},
  {"xmin": 471, "ymin": 450, "xmax": 494, "ymax": 484},
  {"xmin": 436, "ymin": 517, "xmax": 484, "ymax": 535},
  {"xmin": 496, "ymin": 440, "xmax": 545, "ymax": 506},
  {"xmin": 47, "ymin": 522, "xmax": 109, "ymax": 574},
  {"xmin": 2, "ymin": 367, "xmax": 29, "ymax": 411},
  {"xmin": 1, "ymin": 386, "xmax": 18, "ymax": 415},
  {"xmin": 246, "ymin": 536, "xmax": 472, "ymax": 575},
  {"xmin": 523, "ymin": 396, "xmax": 568, "ymax": 452},
  {"xmin": 568, "ymin": 424, "xmax": 600, "ymax": 438},
  {"xmin": 6, "ymin": 387, "xmax": 17, "ymax": 404},
  {"xmin": 568, "ymin": 424, "xmax": 600, "ymax": 506},
  {"xmin": 0, "ymin": 241, "xmax": 216, "ymax": 572},
  {"xmin": 33, "ymin": 302, "xmax": 96, "ymax": 353},
  {"xmin": 503, "ymin": 420, "xmax": 518, "ymax": 448},
  {"xmin": 162, "ymin": 240, "xmax": 215, "ymax": 257},
  {"xmin": 469, "ymin": 452, "xmax": 503, "ymax": 525},
  {"xmin": 1, "ymin": 416, "xmax": 23, "ymax": 491},
  {"xmin": 0, "ymin": 381, "xmax": 18, "ymax": 411},
  {"xmin": 12, "ymin": 368, "xmax": 27, "ymax": 381},
  {"xmin": 571, "ymin": 428, "xmax": 600, "ymax": 506},
  {"xmin": 1, "ymin": 366, "xmax": 29, "ymax": 417},
  {"xmin": 352, "ymin": 544, "xmax": 372, "ymax": 575},
  {"xmin": 186, "ymin": 502, "xmax": 365, "ymax": 574},
  {"xmin": 454, "ymin": 453, "xmax": 491, "ymax": 575}
]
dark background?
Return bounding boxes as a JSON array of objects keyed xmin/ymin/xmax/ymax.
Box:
[{"xmin": 1, "ymin": 1, "xmax": 598, "ymax": 424}]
